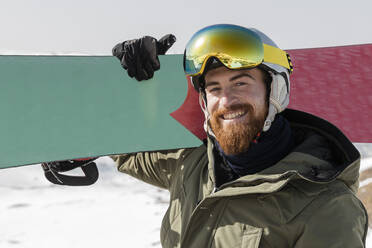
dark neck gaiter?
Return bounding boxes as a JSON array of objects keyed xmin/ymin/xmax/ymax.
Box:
[{"xmin": 216, "ymin": 115, "xmax": 294, "ymax": 176}]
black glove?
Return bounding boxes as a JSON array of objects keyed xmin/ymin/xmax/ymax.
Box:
[{"xmin": 112, "ymin": 34, "xmax": 176, "ymax": 81}]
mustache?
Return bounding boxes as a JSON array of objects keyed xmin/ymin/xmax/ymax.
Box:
[{"xmin": 212, "ymin": 103, "xmax": 254, "ymax": 118}]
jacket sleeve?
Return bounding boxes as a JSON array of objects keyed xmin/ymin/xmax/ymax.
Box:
[
  {"xmin": 294, "ymin": 193, "xmax": 368, "ymax": 248},
  {"xmin": 110, "ymin": 148, "xmax": 193, "ymax": 190}
]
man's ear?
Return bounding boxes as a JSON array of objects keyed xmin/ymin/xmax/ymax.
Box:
[{"xmin": 258, "ymin": 67, "xmax": 272, "ymax": 105}]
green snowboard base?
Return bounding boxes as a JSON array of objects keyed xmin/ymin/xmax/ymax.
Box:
[
  {"xmin": 0, "ymin": 55, "xmax": 201, "ymax": 169},
  {"xmin": 2, "ymin": 44, "xmax": 372, "ymax": 170}
]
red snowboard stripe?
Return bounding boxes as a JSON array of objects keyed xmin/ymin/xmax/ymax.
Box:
[{"xmin": 171, "ymin": 44, "xmax": 372, "ymax": 143}]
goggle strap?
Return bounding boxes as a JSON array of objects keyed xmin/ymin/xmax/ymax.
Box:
[
  {"xmin": 263, "ymin": 44, "xmax": 291, "ymax": 71},
  {"xmin": 287, "ymin": 53, "xmax": 294, "ymax": 73}
]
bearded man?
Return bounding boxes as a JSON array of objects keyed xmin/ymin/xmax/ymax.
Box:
[{"xmin": 109, "ymin": 24, "xmax": 368, "ymax": 247}]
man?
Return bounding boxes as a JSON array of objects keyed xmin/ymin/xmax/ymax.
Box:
[
  {"xmin": 109, "ymin": 24, "xmax": 368, "ymax": 247},
  {"xmin": 53, "ymin": 24, "xmax": 367, "ymax": 247}
]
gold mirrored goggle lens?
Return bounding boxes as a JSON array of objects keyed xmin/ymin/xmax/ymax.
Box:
[{"xmin": 184, "ymin": 24, "xmax": 292, "ymax": 76}]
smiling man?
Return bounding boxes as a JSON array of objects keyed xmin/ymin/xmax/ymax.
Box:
[
  {"xmin": 109, "ymin": 24, "xmax": 368, "ymax": 247},
  {"xmin": 205, "ymin": 66, "xmax": 269, "ymax": 155}
]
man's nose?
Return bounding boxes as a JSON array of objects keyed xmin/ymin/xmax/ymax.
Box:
[{"xmin": 219, "ymin": 89, "xmax": 239, "ymax": 108}]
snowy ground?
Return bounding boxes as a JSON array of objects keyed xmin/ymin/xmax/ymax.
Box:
[
  {"xmin": 1, "ymin": 144, "xmax": 372, "ymax": 248},
  {"xmin": 0, "ymin": 157, "xmax": 169, "ymax": 248}
]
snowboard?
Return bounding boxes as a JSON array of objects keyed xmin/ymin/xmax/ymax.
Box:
[{"xmin": 0, "ymin": 44, "xmax": 371, "ymax": 170}]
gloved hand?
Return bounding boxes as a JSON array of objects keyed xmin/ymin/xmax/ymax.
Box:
[{"xmin": 112, "ymin": 34, "xmax": 176, "ymax": 81}]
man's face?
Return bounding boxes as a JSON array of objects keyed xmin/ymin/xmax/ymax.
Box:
[{"xmin": 204, "ymin": 66, "xmax": 268, "ymax": 155}]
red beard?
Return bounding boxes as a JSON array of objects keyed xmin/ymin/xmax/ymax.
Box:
[{"xmin": 209, "ymin": 103, "xmax": 266, "ymax": 155}]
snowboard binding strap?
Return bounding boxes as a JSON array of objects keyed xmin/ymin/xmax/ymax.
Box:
[{"xmin": 41, "ymin": 159, "xmax": 99, "ymax": 186}]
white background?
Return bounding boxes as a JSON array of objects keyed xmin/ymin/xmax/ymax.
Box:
[{"xmin": 0, "ymin": 0, "xmax": 371, "ymax": 55}]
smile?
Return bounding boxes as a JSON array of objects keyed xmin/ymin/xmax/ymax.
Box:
[{"xmin": 222, "ymin": 110, "xmax": 247, "ymax": 120}]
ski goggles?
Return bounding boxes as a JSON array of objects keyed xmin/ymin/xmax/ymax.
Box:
[{"xmin": 184, "ymin": 24, "xmax": 293, "ymax": 77}]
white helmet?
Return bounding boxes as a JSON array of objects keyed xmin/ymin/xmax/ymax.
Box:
[{"xmin": 183, "ymin": 24, "xmax": 293, "ymax": 132}]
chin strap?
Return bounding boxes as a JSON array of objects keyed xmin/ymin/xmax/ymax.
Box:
[
  {"xmin": 41, "ymin": 158, "xmax": 99, "ymax": 186},
  {"xmin": 199, "ymin": 92, "xmax": 217, "ymax": 139}
]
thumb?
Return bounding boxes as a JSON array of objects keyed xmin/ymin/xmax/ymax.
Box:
[
  {"xmin": 112, "ymin": 42, "xmax": 124, "ymax": 60},
  {"xmin": 157, "ymin": 34, "xmax": 176, "ymax": 55}
]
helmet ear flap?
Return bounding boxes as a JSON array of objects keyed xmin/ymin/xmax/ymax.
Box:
[
  {"xmin": 257, "ymin": 66, "xmax": 273, "ymax": 105},
  {"xmin": 263, "ymin": 72, "xmax": 290, "ymax": 132}
]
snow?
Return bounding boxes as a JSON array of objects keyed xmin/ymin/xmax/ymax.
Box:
[
  {"xmin": 360, "ymin": 177, "xmax": 372, "ymax": 188},
  {"xmin": 1, "ymin": 145, "xmax": 372, "ymax": 248},
  {"xmin": 356, "ymin": 143, "xmax": 372, "ymax": 172},
  {"xmin": 0, "ymin": 157, "xmax": 168, "ymax": 248}
]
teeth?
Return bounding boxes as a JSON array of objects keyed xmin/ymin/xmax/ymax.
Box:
[{"xmin": 223, "ymin": 111, "xmax": 245, "ymax": 120}]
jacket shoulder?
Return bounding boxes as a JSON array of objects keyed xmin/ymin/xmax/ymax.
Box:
[{"xmin": 181, "ymin": 144, "xmax": 208, "ymax": 179}]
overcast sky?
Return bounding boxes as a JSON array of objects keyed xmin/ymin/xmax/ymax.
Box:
[{"xmin": 0, "ymin": 0, "xmax": 371, "ymax": 54}]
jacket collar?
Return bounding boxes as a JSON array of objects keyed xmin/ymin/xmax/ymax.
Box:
[{"xmin": 206, "ymin": 109, "xmax": 361, "ymax": 194}]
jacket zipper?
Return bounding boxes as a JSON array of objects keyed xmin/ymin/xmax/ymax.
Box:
[{"xmin": 180, "ymin": 180, "xmax": 247, "ymax": 246}]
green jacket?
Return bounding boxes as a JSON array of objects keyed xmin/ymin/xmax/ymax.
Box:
[{"xmin": 111, "ymin": 109, "xmax": 368, "ymax": 248}]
